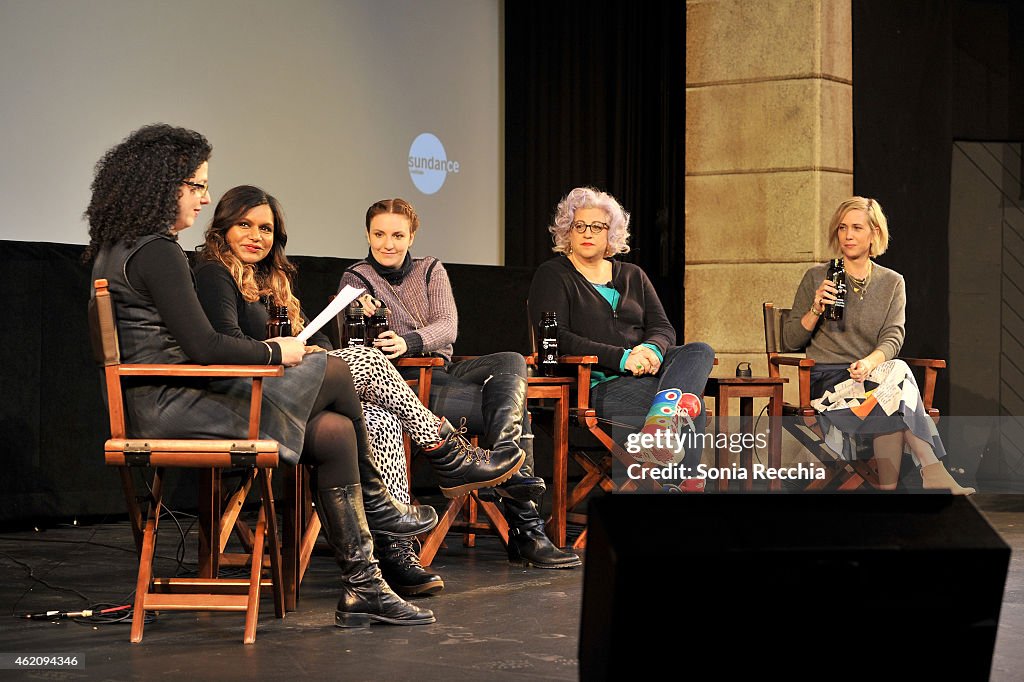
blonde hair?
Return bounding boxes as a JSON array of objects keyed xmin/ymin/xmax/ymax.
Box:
[{"xmin": 826, "ymin": 196, "xmax": 890, "ymax": 257}]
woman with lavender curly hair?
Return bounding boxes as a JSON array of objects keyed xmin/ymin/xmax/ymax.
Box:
[{"xmin": 528, "ymin": 187, "xmax": 715, "ymax": 488}]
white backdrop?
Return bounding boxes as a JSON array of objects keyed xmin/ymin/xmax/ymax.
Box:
[{"xmin": 0, "ymin": 0, "xmax": 504, "ymax": 264}]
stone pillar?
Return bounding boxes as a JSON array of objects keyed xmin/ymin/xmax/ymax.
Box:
[{"xmin": 686, "ymin": 0, "xmax": 852, "ymax": 405}]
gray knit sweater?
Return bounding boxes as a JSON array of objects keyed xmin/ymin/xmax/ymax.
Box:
[
  {"xmin": 782, "ymin": 261, "xmax": 906, "ymax": 364},
  {"xmin": 340, "ymin": 257, "xmax": 459, "ymax": 361}
]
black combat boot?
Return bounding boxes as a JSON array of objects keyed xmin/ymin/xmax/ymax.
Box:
[
  {"xmin": 420, "ymin": 418, "xmax": 524, "ymax": 498},
  {"xmin": 376, "ymin": 536, "xmax": 445, "ymax": 597},
  {"xmin": 477, "ymin": 432, "xmax": 546, "ymax": 505}
]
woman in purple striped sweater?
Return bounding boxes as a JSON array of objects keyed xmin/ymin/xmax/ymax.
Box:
[{"xmin": 340, "ymin": 197, "xmax": 581, "ymax": 574}]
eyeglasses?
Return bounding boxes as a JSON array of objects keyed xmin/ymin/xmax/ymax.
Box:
[
  {"xmin": 182, "ymin": 180, "xmax": 210, "ymax": 198},
  {"xmin": 570, "ymin": 220, "xmax": 610, "ymax": 234}
]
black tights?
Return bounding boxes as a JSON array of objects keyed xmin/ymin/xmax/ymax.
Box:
[{"xmin": 301, "ymin": 355, "xmax": 369, "ymax": 490}]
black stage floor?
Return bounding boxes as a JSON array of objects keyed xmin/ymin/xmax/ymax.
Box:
[{"xmin": 1, "ymin": 493, "xmax": 1022, "ymax": 680}]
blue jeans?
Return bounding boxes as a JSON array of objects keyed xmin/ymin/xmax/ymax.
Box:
[{"xmin": 589, "ymin": 342, "xmax": 715, "ymax": 469}]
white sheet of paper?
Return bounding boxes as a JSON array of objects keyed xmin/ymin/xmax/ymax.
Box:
[
  {"xmin": 902, "ymin": 380, "xmax": 918, "ymax": 411},
  {"xmin": 297, "ymin": 285, "xmax": 364, "ymax": 344}
]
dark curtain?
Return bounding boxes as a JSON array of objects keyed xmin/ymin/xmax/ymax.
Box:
[
  {"xmin": 1, "ymin": 240, "xmax": 116, "ymax": 525},
  {"xmin": 505, "ymin": 0, "xmax": 686, "ymax": 331},
  {"xmin": 952, "ymin": 0, "xmax": 1024, "ymax": 142},
  {"xmin": 852, "ymin": 1, "xmax": 954, "ymax": 409},
  {"xmin": 854, "ymin": 0, "xmax": 1024, "ymax": 412}
]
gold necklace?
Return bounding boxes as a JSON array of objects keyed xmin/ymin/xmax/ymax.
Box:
[{"xmin": 848, "ymin": 262, "xmax": 872, "ymax": 299}]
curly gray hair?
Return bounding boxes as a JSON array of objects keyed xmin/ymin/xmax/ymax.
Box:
[{"xmin": 548, "ymin": 186, "xmax": 630, "ymax": 256}]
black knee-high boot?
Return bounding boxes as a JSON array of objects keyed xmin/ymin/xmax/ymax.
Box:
[
  {"xmin": 481, "ymin": 374, "xmax": 545, "ymax": 503},
  {"xmin": 353, "ymin": 415, "xmax": 438, "ymax": 537},
  {"xmin": 315, "ymin": 485, "xmax": 435, "ymax": 626}
]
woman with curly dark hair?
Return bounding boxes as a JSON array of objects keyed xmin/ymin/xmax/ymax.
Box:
[{"xmin": 84, "ymin": 123, "xmax": 502, "ymax": 627}]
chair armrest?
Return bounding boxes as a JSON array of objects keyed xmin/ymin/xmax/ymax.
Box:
[
  {"xmin": 110, "ymin": 364, "xmax": 283, "ymax": 440},
  {"xmin": 119, "ymin": 364, "xmax": 284, "ymax": 378},
  {"xmin": 897, "ymin": 357, "xmax": 945, "ymax": 412},
  {"xmin": 394, "ymin": 357, "xmax": 445, "ymax": 368},
  {"xmin": 394, "ymin": 357, "xmax": 442, "ymax": 406},
  {"xmin": 898, "ymin": 357, "xmax": 946, "ymax": 369},
  {"xmin": 770, "ymin": 356, "xmax": 816, "ymax": 368},
  {"xmin": 554, "ymin": 356, "xmax": 599, "ymax": 410},
  {"xmin": 767, "ymin": 355, "xmax": 815, "ymax": 409},
  {"xmin": 558, "ymin": 355, "xmax": 599, "ymax": 365}
]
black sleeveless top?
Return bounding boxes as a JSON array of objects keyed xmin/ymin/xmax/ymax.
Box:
[{"xmin": 91, "ymin": 233, "xmax": 326, "ymax": 464}]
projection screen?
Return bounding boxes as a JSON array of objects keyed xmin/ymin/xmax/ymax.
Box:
[{"xmin": 0, "ymin": 0, "xmax": 504, "ymax": 264}]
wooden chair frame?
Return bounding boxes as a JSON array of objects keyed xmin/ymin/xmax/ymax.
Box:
[
  {"xmin": 552, "ymin": 353, "xmax": 720, "ymax": 548},
  {"xmin": 555, "ymin": 356, "xmax": 666, "ymax": 549},
  {"xmin": 763, "ymin": 302, "xmax": 947, "ymax": 490},
  {"xmin": 329, "ymin": 305, "xmax": 577, "ymax": 562},
  {"xmin": 277, "ymin": 464, "xmax": 320, "ymax": 612},
  {"xmin": 442, "ymin": 356, "xmax": 577, "ymax": 555},
  {"xmin": 91, "ymin": 278, "xmax": 286, "ymax": 644},
  {"xmin": 395, "ymin": 356, "xmax": 512, "ymax": 566}
]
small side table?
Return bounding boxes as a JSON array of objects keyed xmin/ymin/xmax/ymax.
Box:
[{"xmin": 708, "ymin": 376, "xmax": 787, "ymax": 491}]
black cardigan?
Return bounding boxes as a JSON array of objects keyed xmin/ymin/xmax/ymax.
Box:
[{"xmin": 527, "ymin": 256, "xmax": 676, "ymax": 372}]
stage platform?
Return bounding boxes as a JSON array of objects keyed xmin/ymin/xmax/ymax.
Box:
[{"xmin": 1, "ymin": 493, "xmax": 1022, "ymax": 680}]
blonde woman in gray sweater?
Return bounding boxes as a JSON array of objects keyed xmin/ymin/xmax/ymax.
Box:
[{"xmin": 783, "ymin": 196, "xmax": 974, "ymax": 494}]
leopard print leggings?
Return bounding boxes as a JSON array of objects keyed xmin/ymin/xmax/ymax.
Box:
[{"xmin": 328, "ymin": 346, "xmax": 441, "ymax": 504}]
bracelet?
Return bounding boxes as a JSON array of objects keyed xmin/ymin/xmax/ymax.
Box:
[
  {"xmin": 809, "ymin": 304, "xmax": 823, "ymax": 316},
  {"xmin": 262, "ymin": 340, "xmax": 274, "ymax": 364}
]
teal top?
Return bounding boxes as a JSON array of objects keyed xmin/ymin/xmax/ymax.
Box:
[{"xmin": 589, "ymin": 282, "xmax": 663, "ymax": 387}]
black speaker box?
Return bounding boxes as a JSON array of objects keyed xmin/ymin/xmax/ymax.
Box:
[{"xmin": 579, "ymin": 494, "xmax": 1010, "ymax": 680}]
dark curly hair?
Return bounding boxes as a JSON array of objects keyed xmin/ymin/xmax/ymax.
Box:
[{"xmin": 83, "ymin": 123, "xmax": 212, "ymax": 260}]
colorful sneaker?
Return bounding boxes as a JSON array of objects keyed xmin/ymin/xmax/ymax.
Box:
[{"xmin": 634, "ymin": 389, "xmax": 702, "ymax": 464}]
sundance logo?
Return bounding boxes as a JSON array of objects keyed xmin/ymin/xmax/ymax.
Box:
[{"xmin": 408, "ymin": 132, "xmax": 459, "ymax": 195}]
